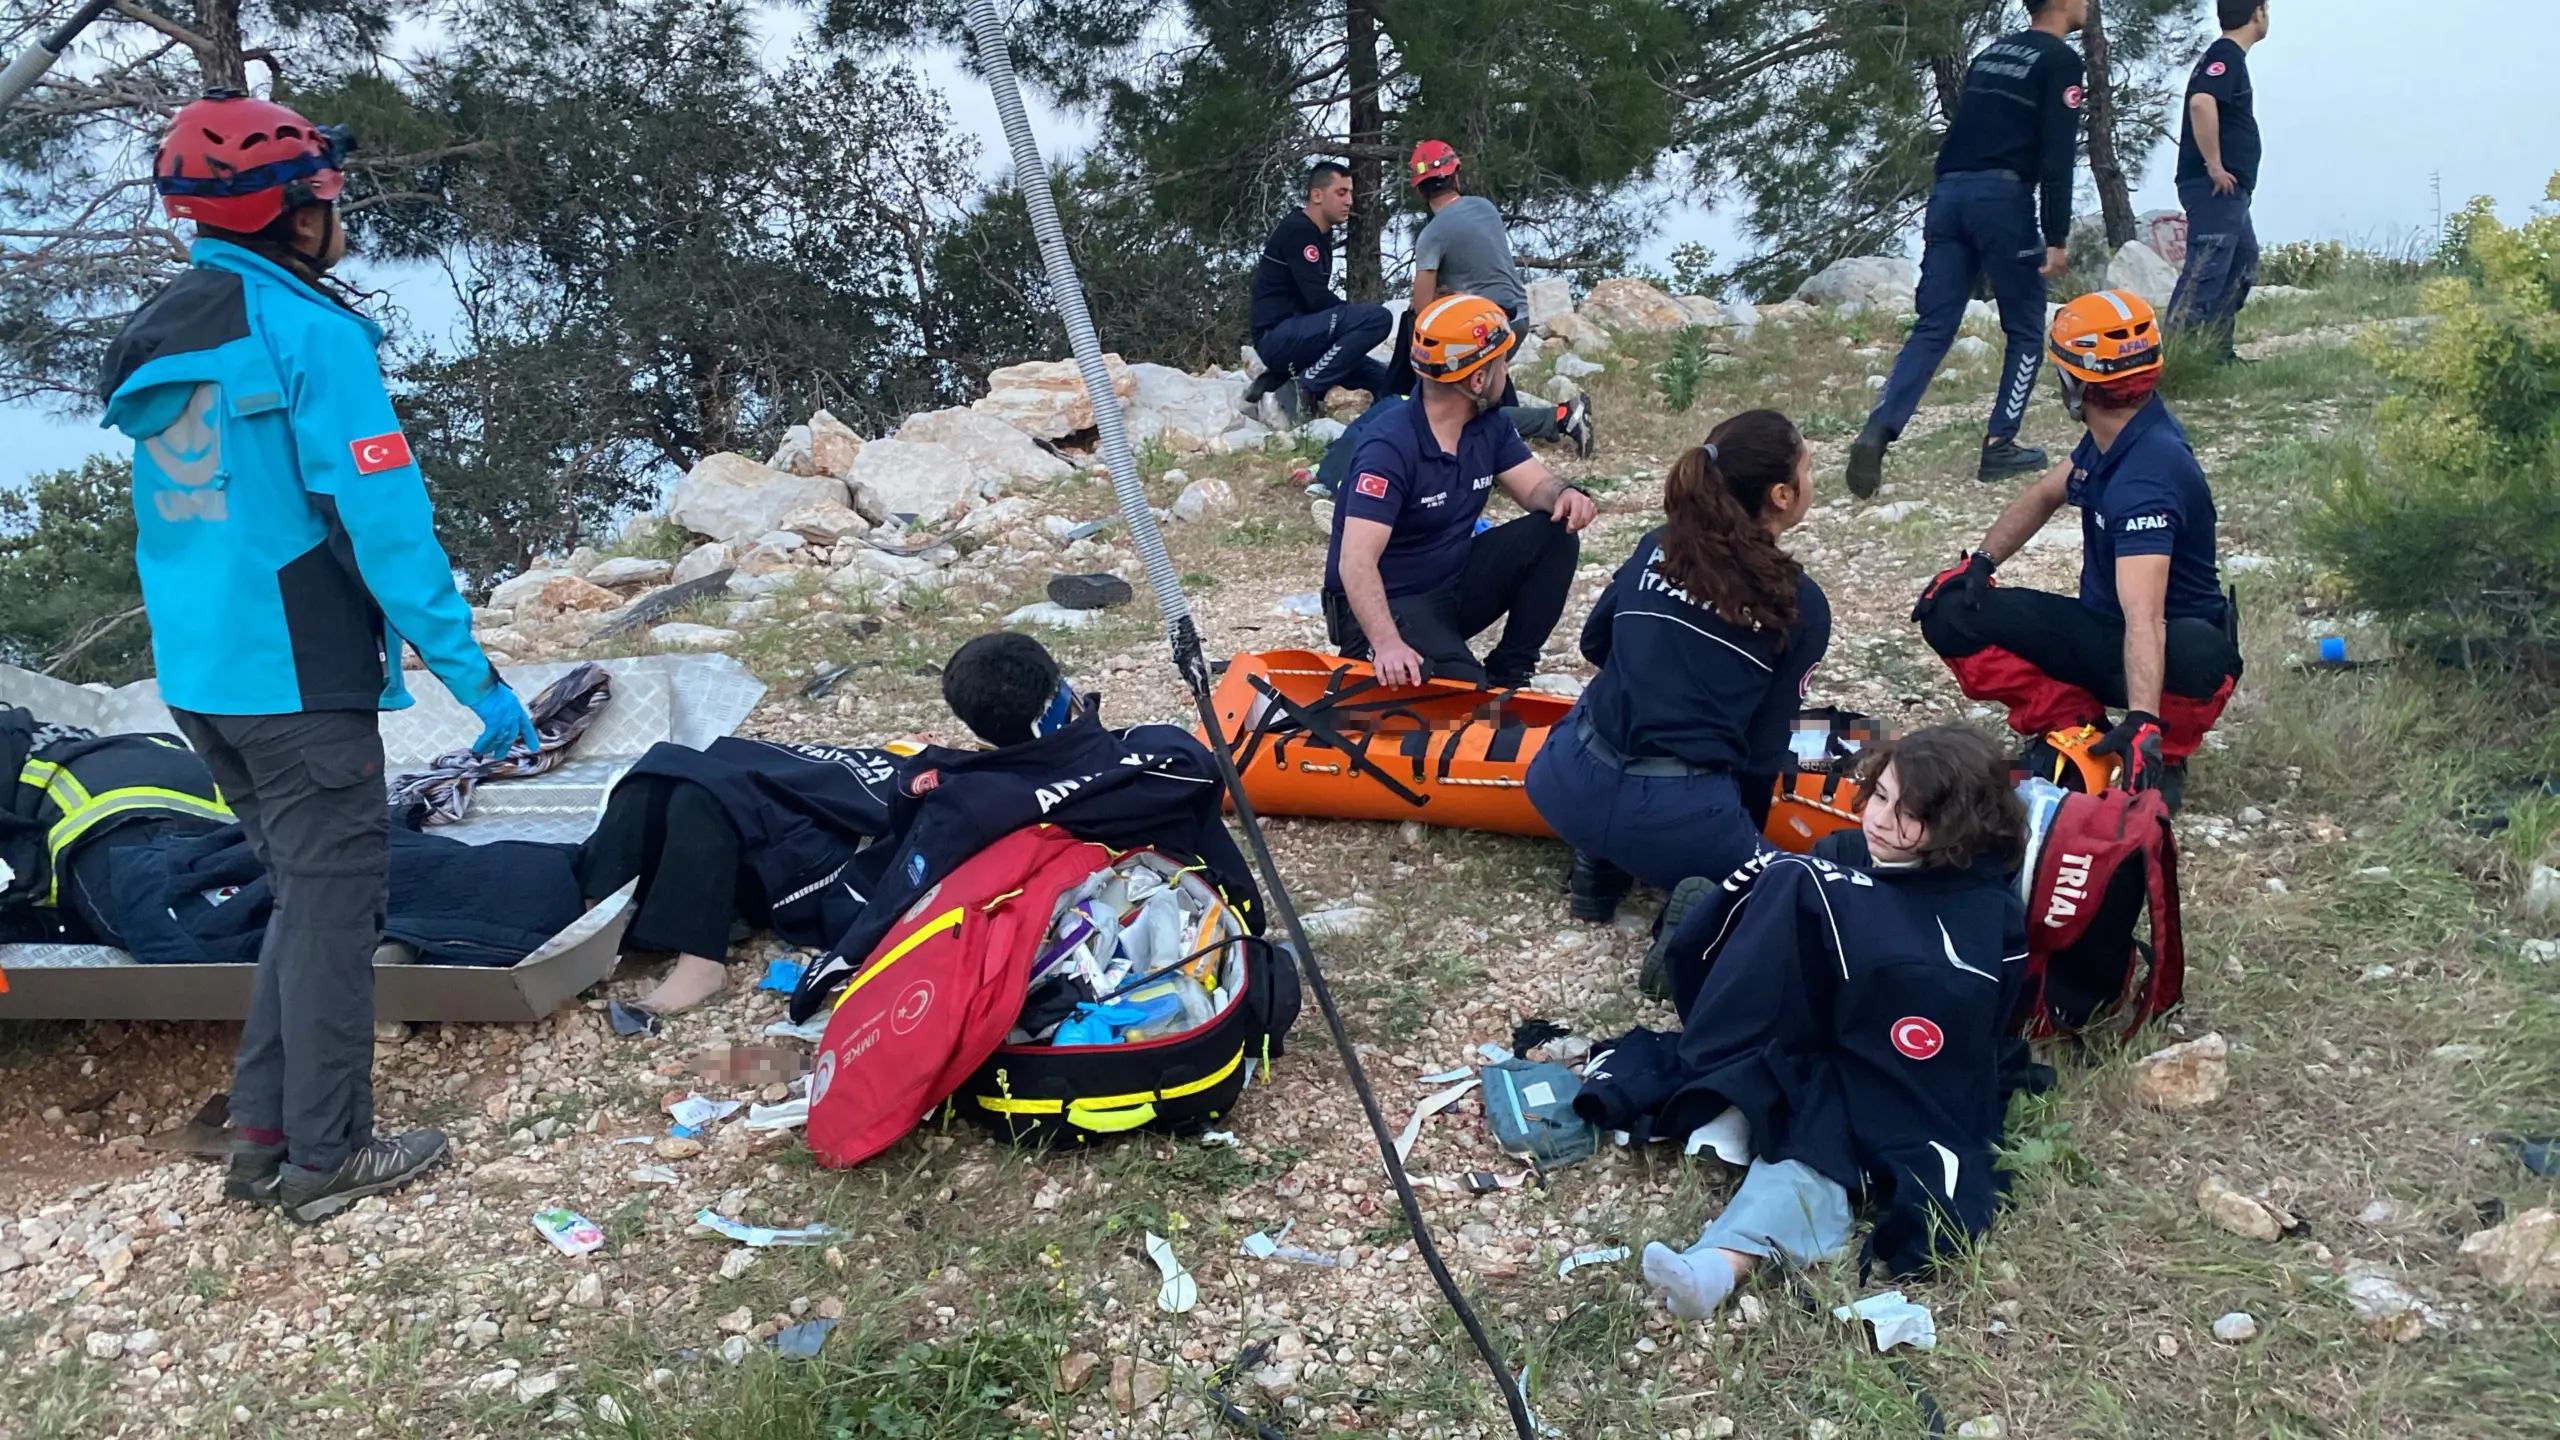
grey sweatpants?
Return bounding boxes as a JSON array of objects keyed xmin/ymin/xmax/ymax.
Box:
[
  {"xmin": 1691, "ymin": 1158, "xmax": 1855, "ymax": 1267},
  {"xmin": 171, "ymin": 709, "xmax": 389, "ymax": 1173}
]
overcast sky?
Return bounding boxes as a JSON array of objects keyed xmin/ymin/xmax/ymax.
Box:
[{"xmin": 7, "ymin": 0, "xmax": 2555, "ymax": 485}]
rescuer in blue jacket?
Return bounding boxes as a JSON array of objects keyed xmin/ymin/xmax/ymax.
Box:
[{"xmin": 97, "ymin": 91, "xmax": 538, "ymax": 1225}]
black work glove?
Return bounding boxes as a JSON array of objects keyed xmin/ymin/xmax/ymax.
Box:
[
  {"xmin": 1911, "ymin": 550, "xmax": 1996, "ymax": 623},
  {"xmin": 2088, "ymin": 710, "xmax": 2166, "ymax": 794}
]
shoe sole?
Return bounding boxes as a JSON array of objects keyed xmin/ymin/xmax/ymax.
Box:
[
  {"xmin": 1640, "ymin": 875, "xmax": 1718, "ymax": 999},
  {"xmin": 281, "ymin": 1139, "xmax": 450, "ymax": 1225},
  {"xmin": 1976, "ymin": 461, "xmax": 2046, "ymax": 483},
  {"xmin": 1845, "ymin": 433, "xmax": 1886, "ymax": 499}
]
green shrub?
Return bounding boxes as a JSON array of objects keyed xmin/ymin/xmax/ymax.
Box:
[
  {"xmin": 2305, "ymin": 177, "xmax": 2560, "ymax": 675},
  {"xmin": 2259, "ymin": 239, "xmax": 2348, "ymax": 289},
  {"xmin": 1654, "ymin": 325, "xmax": 1714, "ymax": 412},
  {"xmin": 0, "ymin": 456, "xmax": 149, "ymax": 684}
]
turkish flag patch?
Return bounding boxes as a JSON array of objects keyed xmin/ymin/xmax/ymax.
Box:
[
  {"xmin": 2206, "ymin": 61, "xmax": 2227, "ymax": 77},
  {"xmin": 350, "ymin": 432, "xmax": 413, "ymax": 475},
  {"xmin": 1355, "ymin": 472, "xmax": 1391, "ymax": 499},
  {"xmin": 1890, "ymin": 1016, "xmax": 1945, "ymax": 1060},
  {"xmin": 2063, "ymin": 84, "xmax": 2083, "ymax": 109},
  {"xmin": 1303, "ymin": 244, "xmax": 1321, "ymax": 263}
]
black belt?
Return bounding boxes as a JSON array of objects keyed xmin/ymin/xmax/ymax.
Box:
[
  {"xmin": 1574, "ymin": 712, "xmax": 1726, "ymax": 779},
  {"xmin": 1943, "ymin": 168, "xmax": 2025, "ymax": 184}
]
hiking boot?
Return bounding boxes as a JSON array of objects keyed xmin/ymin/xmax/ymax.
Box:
[
  {"xmin": 1640, "ymin": 875, "xmax": 1719, "ymax": 1000},
  {"xmin": 1560, "ymin": 395, "xmax": 1595, "ymax": 459},
  {"xmin": 276, "ymin": 1129, "xmax": 448, "ymax": 1225},
  {"xmin": 1977, "ymin": 437, "xmax": 2048, "ymax": 482},
  {"xmin": 224, "ymin": 1139, "xmax": 286, "ymax": 1206},
  {"xmin": 1240, "ymin": 365, "xmax": 1286, "ymax": 406},
  {"xmin": 1567, "ymin": 852, "xmax": 1633, "ymax": 924},
  {"xmin": 1845, "ymin": 419, "xmax": 1891, "ymax": 499}
]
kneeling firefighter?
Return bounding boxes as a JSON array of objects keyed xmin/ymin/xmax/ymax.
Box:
[{"xmin": 97, "ymin": 90, "xmax": 538, "ymax": 1223}]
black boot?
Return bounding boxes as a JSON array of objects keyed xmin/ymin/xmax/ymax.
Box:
[
  {"xmin": 1568, "ymin": 852, "xmax": 1632, "ymax": 924},
  {"xmin": 277, "ymin": 1129, "xmax": 449, "ymax": 1225},
  {"xmin": 1846, "ymin": 419, "xmax": 1892, "ymax": 499},
  {"xmin": 1640, "ymin": 875, "xmax": 1719, "ymax": 1000},
  {"xmin": 224, "ymin": 1138, "xmax": 285, "ymax": 1205},
  {"xmin": 1977, "ymin": 437, "xmax": 2049, "ymax": 481}
]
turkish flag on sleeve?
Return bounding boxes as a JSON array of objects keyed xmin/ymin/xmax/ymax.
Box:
[{"xmin": 350, "ymin": 431, "xmax": 414, "ymax": 475}]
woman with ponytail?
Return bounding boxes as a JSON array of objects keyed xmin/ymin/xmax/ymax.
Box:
[{"xmin": 1525, "ymin": 410, "xmax": 1831, "ymax": 921}]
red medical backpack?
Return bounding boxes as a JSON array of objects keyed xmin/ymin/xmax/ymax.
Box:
[{"xmin": 2015, "ymin": 787, "xmax": 2185, "ymax": 1041}]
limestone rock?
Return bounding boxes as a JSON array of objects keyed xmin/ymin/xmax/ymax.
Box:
[
  {"xmin": 1720, "ymin": 298, "xmax": 1762, "ymax": 332},
  {"xmin": 780, "ymin": 503, "xmax": 871, "ymax": 546},
  {"xmin": 715, "ymin": 1305, "xmax": 754, "ymax": 1334},
  {"xmin": 1526, "ymin": 276, "xmax": 1574, "ymax": 330},
  {"xmin": 668, "ymin": 452, "xmax": 851, "ymax": 544},
  {"xmin": 1324, "ymin": 388, "xmax": 1374, "ymax": 419},
  {"xmin": 1511, "ymin": 331, "xmax": 1543, "ymax": 371},
  {"xmin": 1795, "ymin": 256, "xmax": 1916, "ymax": 313},
  {"xmin": 808, "ymin": 409, "xmax": 864, "ymax": 477},
  {"xmin": 975, "ymin": 354, "xmax": 1139, "ymax": 439},
  {"xmin": 519, "ymin": 575, "xmax": 623, "ymax": 619},
  {"xmin": 897, "ymin": 406, "xmax": 1073, "ymax": 484},
  {"xmin": 561, "ymin": 546, "xmax": 603, "ymax": 578},
  {"xmin": 2524, "ymin": 864, "xmax": 2560, "ymax": 921},
  {"xmin": 487, "ymin": 569, "xmax": 566, "ymax": 611},
  {"xmin": 567, "ymin": 1273, "xmax": 607, "ymax": 1309},
  {"xmin": 2132, "ymin": 1031, "xmax": 2228, "ymax": 1110},
  {"xmin": 2458, "ymin": 1208, "xmax": 2560, "ymax": 1293},
  {"xmin": 718, "ymin": 1248, "xmax": 758, "ymax": 1281},
  {"xmin": 1545, "ymin": 313, "xmax": 1612, "ymax": 352},
  {"xmin": 2107, "ymin": 241, "xmax": 2181, "ymax": 309},
  {"xmin": 649, "ymin": 624, "xmax": 739, "ymax": 654},
  {"xmin": 1579, "ymin": 277, "xmax": 1688, "ymax": 333},
  {"xmin": 671, "ymin": 541, "xmax": 730, "ymax": 587},
  {"xmin": 735, "ymin": 531, "xmax": 806, "ymax": 577},
  {"xmin": 1109, "ymin": 1356, "xmax": 1170, "ymax": 1413},
  {"xmin": 585, "ymin": 556, "xmax": 671, "ymax": 589},
  {"xmin": 849, "ymin": 438, "xmax": 983, "ymax": 524},
  {"xmin": 768, "ymin": 424, "xmax": 816, "ymax": 477},
  {"xmin": 1757, "ymin": 299, "xmax": 1818, "ymax": 324},
  {"xmin": 1553, "ymin": 352, "xmax": 1605, "ymax": 381},
  {"xmin": 1672, "ymin": 294, "xmax": 1727, "ymax": 327},
  {"xmin": 1124, "ymin": 363, "xmax": 1249, "ymax": 450},
  {"xmin": 2211, "ymin": 1312, "xmax": 2259, "ymax": 1343},
  {"xmin": 2196, "ymin": 1175, "xmax": 2295, "ymax": 1242},
  {"xmin": 1951, "ymin": 335, "xmax": 1994, "ymax": 360},
  {"xmin": 1171, "ymin": 477, "xmax": 1235, "ymax": 523}
]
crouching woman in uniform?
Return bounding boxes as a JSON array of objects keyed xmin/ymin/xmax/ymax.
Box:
[{"xmin": 1525, "ymin": 410, "xmax": 1830, "ymax": 921}]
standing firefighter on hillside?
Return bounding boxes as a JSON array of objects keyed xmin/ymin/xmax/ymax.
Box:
[
  {"xmin": 1848, "ymin": 0, "xmax": 2089, "ymax": 497},
  {"xmin": 97, "ymin": 90, "xmax": 538, "ymax": 1224}
]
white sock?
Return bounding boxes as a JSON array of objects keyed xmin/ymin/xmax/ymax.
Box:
[{"xmin": 1643, "ymin": 1241, "xmax": 1737, "ymax": 1321}]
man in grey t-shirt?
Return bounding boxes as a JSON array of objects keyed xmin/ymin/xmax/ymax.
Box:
[{"xmin": 1406, "ymin": 140, "xmax": 1592, "ymax": 456}]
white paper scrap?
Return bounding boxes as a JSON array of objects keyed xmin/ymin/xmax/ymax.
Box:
[
  {"xmin": 1682, "ymin": 1106, "xmax": 1754, "ymax": 1167},
  {"xmin": 1833, "ymin": 1290, "xmax": 1937, "ymax": 1352},
  {"xmin": 1393, "ymin": 1077, "xmax": 1482, "ymax": 1163},
  {"xmin": 1144, "ymin": 1231, "xmax": 1198, "ymax": 1313},
  {"xmin": 1556, "ymin": 1245, "xmax": 1630, "ymax": 1279},
  {"xmin": 667, "ymin": 1094, "xmax": 743, "ymax": 1130}
]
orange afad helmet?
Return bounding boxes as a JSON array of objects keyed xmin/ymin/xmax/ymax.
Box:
[
  {"xmin": 1410, "ymin": 293, "xmax": 1516, "ymax": 384},
  {"xmin": 2047, "ymin": 289, "xmax": 2165, "ymax": 385}
]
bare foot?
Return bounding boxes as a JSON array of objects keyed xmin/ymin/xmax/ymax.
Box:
[{"xmin": 635, "ymin": 953, "xmax": 728, "ymax": 1014}]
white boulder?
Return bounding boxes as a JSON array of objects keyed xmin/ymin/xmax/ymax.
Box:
[
  {"xmin": 584, "ymin": 556, "xmax": 671, "ymax": 589},
  {"xmin": 1545, "ymin": 313, "xmax": 1613, "ymax": 352},
  {"xmin": 1794, "ymin": 256, "xmax": 1915, "ymax": 313},
  {"xmin": 1721, "ymin": 298, "xmax": 1761, "ymax": 332},
  {"xmin": 671, "ymin": 541, "xmax": 730, "ymax": 587},
  {"xmin": 1579, "ymin": 277, "xmax": 1688, "ymax": 333},
  {"xmin": 667, "ymin": 452, "xmax": 851, "ymax": 545},
  {"xmin": 650, "ymin": 623, "xmax": 740, "ymax": 652},
  {"xmin": 974, "ymin": 354, "xmax": 1139, "ymax": 439},
  {"xmin": 767, "ymin": 424, "xmax": 815, "ymax": 477},
  {"xmin": 2107, "ymin": 241, "xmax": 2181, "ymax": 309},
  {"xmin": 1525, "ymin": 276, "xmax": 1575, "ymax": 330},
  {"xmin": 896, "ymin": 406, "xmax": 1073, "ymax": 484},
  {"xmin": 1171, "ymin": 477, "xmax": 1235, "ymax": 523},
  {"xmin": 487, "ymin": 569, "xmax": 566, "ymax": 611},
  {"xmin": 1124, "ymin": 363, "xmax": 1249, "ymax": 450},
  {"xmin": 1553, "ymin": 352, "xmax": 1605, "ymax": 380},
  {"xmin": 807, "ymin": 409, "xmax": 863, "ymax": 476},
  {"xmin": 1672, "ymin": 295, "xmax": 1725, "ymax": 327},
  {"xmin": 848, "ymin": 438, "xmax": 982, "ymax": 524},
  {"xmin": 779, "ymin": 502, "xmax": 871, "ymax": 546}
]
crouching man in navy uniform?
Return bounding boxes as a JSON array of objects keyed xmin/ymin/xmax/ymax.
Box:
[
  {"xmin": 1321, "ymin": 294, "xmax": 1595, "ymax": 689},
  {"xmin": 1914, "ymin": 291, "xmax": 2241, "ymax": 809}
]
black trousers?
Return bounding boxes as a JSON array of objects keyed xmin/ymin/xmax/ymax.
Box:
[
  {"xmin": 576, "ymin": 774, "xmax": 756, "ymax": 960},
  {"xmin": 172, "ymin": 709, "xmax": 388, "ymax": 1173},
  {"xmin": 1919, "ymin": 585, "xmax": 2243, "ymax": 759},
  {"xmin": 1326, "ymin": 511, "xmax": 1580, "ymax": 686}
]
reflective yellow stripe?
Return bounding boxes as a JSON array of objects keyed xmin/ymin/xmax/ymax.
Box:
[
  {"xmin": 972, "ymin": 1044, "xmax": 1246, "ymax": 1116},
  {"xmin": 830, "ymin": 906, "xmax": 965, "ymax": 1011},
  {"xmin": 25, "ymin": 767, "xmax": 235, "ymax": 906}
]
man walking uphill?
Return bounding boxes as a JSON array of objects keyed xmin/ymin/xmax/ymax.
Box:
[
  {"xmin": 2166, "ymin": 0, "xmax": 2271, "ymax": 362},
  {"xmin": 100, "ymin": 91, "xmax": 538, "ymax": 1224},
  {"xmin": 1244, "ymin": 161, "xmax": 1394, "ymax": 423},
  {"xmin": 1848, "ymin": 0, "xmax": 2088, "ymax": 498}
]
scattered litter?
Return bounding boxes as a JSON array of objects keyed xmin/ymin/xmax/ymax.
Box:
[
  {"xmin": 629, "ymin": 1165, "xmax": 681, "ymax": 1186},
  {"xmin": 532, "ymin": 1209, "xmax": 605, "ymax": 1258},
  {"xmin": 757, "ymin": 960, "xmax": 806, "ymax": 994},
  {"xmin": 801, "ymin": 664, "xmax": 851, "ymax": 699},
  {"xmin": 1005, "ymin": 600, "xmax": 1101, "ymax": 631},
  {"xmin": 1064, "ymin": 515, "xmax": 1118, "ymax": 541},
  {"xmin": 1465, "ymin": 1171, "xmax": 1528, "ymax": 1194},
  {"xmin": 1419, "ymin": 1066, "xmax": 1474, "ymax": 1085},
  {"xmin": 1047, "ymin": 572, "xmax": 1134, "ymax": 611},
  {"xmin": 607, "ymin": 1001, "xmax": 660, "ymax": 1038},
  {"xmin": 693, "ymin": 1210, "xmax": 840, "ymax": 1248},
  {"xmin": 761, "ymin": 1017, "xmax": 828, "ymax": 1043},
  {"xmin": 1240, "ymin": 1230, "xmax": 1345, "ymax": 1267},
  {"xmin": 745, "ymin": 1096, "xmax": 810, "ymax": 1130},
  {"xmin": 611, "ymin": 1135, "xmax": 656, "ymax": 1146},
  {"xmin": 1275, "ymin": 592, "xmax": 1324, "ymax": 618},
  {"xmin": 1833, "ymin": 1290, "xmax": 1937, "ymax": 1352},
  {"xmin": 1394, "ymin": 1077, "xmax": 1482, "ymax": 1162},
  {"xmin": 668, "ymin": 1124, "xmax": 700, "ymax": 1140},
  {"xmin": 771, "ymin": 1319, "xmax": 836, "ymax": 1360},
  {"xmin": 666, "ymin": 1094, "xmax": 743, "ymax": 1130},
  {"xmin": 1556, "ymin": 1246, "xmax": 1630, "ymax": 1279},
  {"xmin": 1144, "ymin": 1231, "xmax": 1198, "ymax": 1313},
  {"xmin": 1516, "ymin": 1368, "xmax": 1564, "ymax": 1438},
  {"xmin": 1201, "ymin": 1130, "xmax": 1240, "ymax": 1148},
  {"xmin": 1473, "ymin": 1043, "xmax": 1513, "ymax": 1065}
]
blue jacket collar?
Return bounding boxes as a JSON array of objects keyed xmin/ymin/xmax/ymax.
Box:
[
  {"xmin": 188, "ymin": 236, "xmax": 383, "ymax": 345},
  {"xmin": 2085, "ymin": 394, "xmax": 2177, "ymax": 476}
]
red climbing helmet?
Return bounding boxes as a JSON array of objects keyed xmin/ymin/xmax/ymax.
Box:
[
  {"xmin": 154, "ymin": 89, "xmax": 353, "ymax": 232},
  {"xmin": 1408, "ymin": 139, "xmax": 1460, "ymax": 188}
]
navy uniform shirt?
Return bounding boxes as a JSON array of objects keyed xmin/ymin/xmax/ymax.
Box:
[
  {"xmin": 1250, "ymin": 209, "xmax": 1341, "ymax": 341},
  {"xmin": 2067, "ymin": 395, "xmax": 2225, "ymax": 623},
  {"xmin": 1934, "ymin": 29, "xmax": 2086, "ymax": 249},
  {"xmin": 2174, "ymin": 38, "xmax": 2260, "ymax": 191},
  {"xmin": 1323, "ymin": 396, "xmax": 1532, "ymax": 598},
  {"xmin": 1577, "ymin": 530, "xmax": 1831, "ymax": 773}
]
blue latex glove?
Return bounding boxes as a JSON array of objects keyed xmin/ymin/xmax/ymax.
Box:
[
  {"xmin": 468, "ymin": 683, "xmax": 540, "ymax": 759},
  {"xmin": 1054, "ymin": 1002, "xmax": 1150, "ymax": 1047}
]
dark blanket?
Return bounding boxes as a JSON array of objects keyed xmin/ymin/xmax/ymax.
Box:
[
  {"xmin": 786, "ymin": 710, "xmax": 1260, "ymax": 1022},
  {"xmin": 110, "ymin": 824, "xmax": 584, "ymax": 967}
]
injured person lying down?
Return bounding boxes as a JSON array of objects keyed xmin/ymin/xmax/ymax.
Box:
[
  {"xmin": 1568, "ymin": 725, "xmax": 2039, "ymax": 1318},
  {"xmin": 584, "ymin": 630, "xmax": 1258, "ymax": 1018}
]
